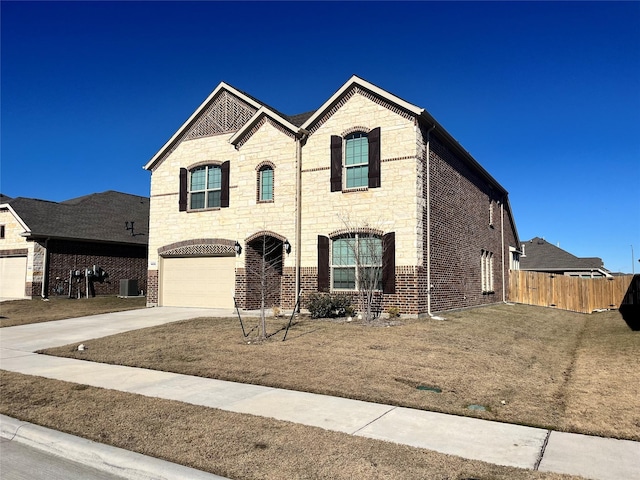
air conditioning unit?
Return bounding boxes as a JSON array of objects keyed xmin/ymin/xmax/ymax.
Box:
[{"xmin": 119, "ymin": 279, "xmax": 138, "ymax": 297}]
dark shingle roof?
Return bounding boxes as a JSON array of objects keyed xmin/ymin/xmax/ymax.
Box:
[
  {"xmin": 286, "ymin": 111, "xmax": 315, "ymax": 127},
  {"xmin": 520, "ymin": 237, "xmax": 604, "ymax": 271},
  {"xmin": 5, "ymin": 191, "xmax": 149, "ymax": 245}
]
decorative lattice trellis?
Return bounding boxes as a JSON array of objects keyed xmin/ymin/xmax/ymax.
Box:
[
  {"xmin": 159, "ymin": 243, "xmax": 235, "ymax": 257},
  {"xmin": 153, "ymin": 92, "xmax": 259, "ymax": 170},
  {"xmin": 185, "ymin": 91, "xmax": 257, "ymax": 140}
]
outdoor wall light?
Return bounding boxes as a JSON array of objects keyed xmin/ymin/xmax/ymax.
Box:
[
  {"xmin": 283, "ymin": 239, "xmax": 291, "ymax": 254},
  {"xmin": 234, "ymin": 241, "xmax": 242, "ymax": 256}
]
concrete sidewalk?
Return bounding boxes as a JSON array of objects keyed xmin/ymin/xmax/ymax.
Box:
[{"xmin": 1, "ymin": 307, "xmax": 639, "ymax": 480}]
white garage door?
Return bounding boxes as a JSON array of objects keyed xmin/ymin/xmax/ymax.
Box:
[
  {"xmin": 161, "ymin": 256, "xmax": 236, "ymax": 308},
  {"xmin": 0, "ymin": 256, "xmax": 27, "ymax": 299}
]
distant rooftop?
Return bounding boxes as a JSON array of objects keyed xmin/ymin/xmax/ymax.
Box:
[
  {"xmin": 2, "ymin": 191, "xmax": 149, "ymax": 245},
  {"xmin": 520, "ymin": 237, "xmax": 606, "ymax": 271}
]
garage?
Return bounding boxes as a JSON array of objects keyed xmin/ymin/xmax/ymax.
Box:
[
  {"xmin": 160, "ymin": 256, "xmax": 236, "ymax": 308},
  {"xmin": 0, "ymin": 256, "xmax": 27, "ymax": 299}
]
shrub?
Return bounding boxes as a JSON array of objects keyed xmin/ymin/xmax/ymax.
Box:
[
  {"xmin": 387, "ymin": 306, "xmax": 401, "ymax": 318},
  {"xmin": 305, "ymin": 293, "xmax": 354, "ymax": 319}
]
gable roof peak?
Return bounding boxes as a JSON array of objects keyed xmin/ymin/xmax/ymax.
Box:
[
  {"xmin": 144, "ymin": 82, "xmax": 265, "ymax": 171},
  {"xmin": 301, "ymin": 75, "xmax": 423, "ymax": 132}
]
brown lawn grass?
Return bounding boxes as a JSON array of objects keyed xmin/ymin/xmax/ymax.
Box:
[
  {"xmin": 0, "ymin": 370, "xmax": 583, "ymax": 480},
  {"xmin": 0, "ymin": 296, "xmax": 146, "ymax": 327},
  {"xmin": 40, "ymin": 303, "xmax": 640, "ymax": 440}
]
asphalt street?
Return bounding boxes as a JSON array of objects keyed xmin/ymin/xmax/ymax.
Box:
[{"xmin": 1, "ymin": 437, "xmax": 127, "ymax": 480}]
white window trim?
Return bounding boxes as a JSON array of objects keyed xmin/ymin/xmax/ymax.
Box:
[
  {"xmin": 344, "ymin": 132, "xmax": 369, "ymax": 190},
  {"xmin": 481, "ymin": 249, "xmax": 495, "ymax": 294}
]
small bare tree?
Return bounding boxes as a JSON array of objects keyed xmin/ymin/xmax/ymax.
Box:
[
  {"xmin": 338, "ymin": 216, "xmax": 391, "ymax": 322},
  {"xmin": 245, "ymin": 234, "xmax": 284, "ymax": 340}
]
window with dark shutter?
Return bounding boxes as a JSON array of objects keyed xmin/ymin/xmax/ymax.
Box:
[
  {"xmin": 317, "ymin": 235, "xmax": 330, "ymax": 292},
  {"xmin": 382, "ymin": 231, "xmax": 395, "ymax": 294},
  {"xmin": 179, "ymin": 168, "xmax": 188, "ymax": 211},
  {"xmin": 368, "ymin": 127, "xmax": 381, "ymax": 188},
  {"xmin": 330, "ymin": 135, "xmax": 342, "ymax": 192},
  {"xmin": 221, "ymin": 161, "xmax": 230, "ymax": 208}
]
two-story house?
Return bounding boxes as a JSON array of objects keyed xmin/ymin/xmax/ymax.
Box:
[{"xmin": 144, "ymin": 75, "xmax": 520, "ymax": 316}]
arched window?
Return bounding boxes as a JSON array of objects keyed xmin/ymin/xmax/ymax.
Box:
[
  {"xmin": 190, "ymin": 165, "xmax": 222, "ymax": 209},
  {"xmin": 258, "ymin": 165, "xmax": 274, "ymax": 202},
  {"xmin": 330, "ymin": 127, "xmax": 380, "ymax": 192}
]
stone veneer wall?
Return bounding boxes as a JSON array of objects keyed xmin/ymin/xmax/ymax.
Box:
[
  {"xmin": 145, "ymin": 87, "xmax": 518, "ymax": 316},
  {"xmin": 1, "ymin": 208, "xmax": 33, "ymax": 297}
]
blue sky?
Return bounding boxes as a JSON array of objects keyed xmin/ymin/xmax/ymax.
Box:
[{"xmin": 2, "ymin": 1, "xmax": 639, "ymax": 273}]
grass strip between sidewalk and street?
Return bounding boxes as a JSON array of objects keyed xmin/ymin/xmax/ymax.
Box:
[{"xmin": 0, "ymin": 370, "xmax": 583, "ymax": 480}]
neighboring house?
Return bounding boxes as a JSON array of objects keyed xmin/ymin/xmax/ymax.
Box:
[
  {"xmin": 0, "ymin": 191, "xmax": 149, "ymax": 299},
  {"xmin": 519, "ymin": 237, "xmax": 611, "ymax": 278},
  {"xmin": 144, "ymin": 75, "xmax": 520, "ymax": 315}
]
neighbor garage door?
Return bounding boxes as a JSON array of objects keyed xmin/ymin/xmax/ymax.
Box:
[
  {"xmin": 160, "ymin": 256, "xmax": 236, "ymax": 308},
  {"xmin": 0, "ymin": 256, "xmax": 27, "ymax": 299}
]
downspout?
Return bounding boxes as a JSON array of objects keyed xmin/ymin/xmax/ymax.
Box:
[
  {"xmin": 294, "ymin": 128, "xmax": 309, "ymax": 311},
  {"xmin": 425, "ymin": 124, "xmax": 437, "ymax": 318},
  {"xmin": 501, "ymin": 199, "xmax": 506, "ymax": 303}
]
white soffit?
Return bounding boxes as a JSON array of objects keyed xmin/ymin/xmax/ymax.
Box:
[{"xmin": 0, "ymin": 204, "xmax": 31, "ymax": 234}]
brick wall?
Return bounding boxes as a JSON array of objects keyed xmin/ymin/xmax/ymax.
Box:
[
  {"xmin": 146, "ymin": 270, "xmax": 158, "ymax": 305},
  {"xmin": 47, "ymin": 240, "xmax": 147, "ymax": 298},
  {"xmin": 425, "ymin": 133, "xmax": 510, "ymax": 312}
]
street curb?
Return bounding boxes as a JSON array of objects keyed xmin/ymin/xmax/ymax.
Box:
[{"xmin": 0, "ymin": 414, "xmax": 229, "ymax": 480}]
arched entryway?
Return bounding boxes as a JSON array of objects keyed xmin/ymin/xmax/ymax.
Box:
[{"xmin": 244, "ymin": 232, "xmax": 285, "ymax": 310}]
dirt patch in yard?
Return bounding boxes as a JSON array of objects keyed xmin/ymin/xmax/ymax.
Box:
[{"xmin": 40, "ymin": 303, "xmax": 640, "ymax": 440}]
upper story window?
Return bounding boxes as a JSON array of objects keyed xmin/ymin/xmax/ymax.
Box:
[
  {"xmin": 330, "ymin": 127, "xmax": 381, "ymax": 192},
  {"xmin": 0, "ymin": 225, "xmax": 5, "ymax": 239},
  {"xmin": 179, "ymin": 161, "xmax": 230, "ymax": 212},
  {"xmin": 489, "ymin": 199, "xmax": 494, "ymax": 227},
  {"xmin": 509, "ymin": 246, "xmax": 521, "ymax": 270},
  {"xmin": 258, "ymin": 165, "xmax": 274, "ymax": 202},
  {"xmin": 190, "ymin": 165, "xmax": 221, "ymax": 209},
  {"xmin": 345, "ymin": 132, "xmax": 369, "ymax": 189}
]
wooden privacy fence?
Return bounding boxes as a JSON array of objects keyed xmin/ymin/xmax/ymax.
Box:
[{"xmin": 509, "ymin": 271, "xmax": 635, "ymax": 314}]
